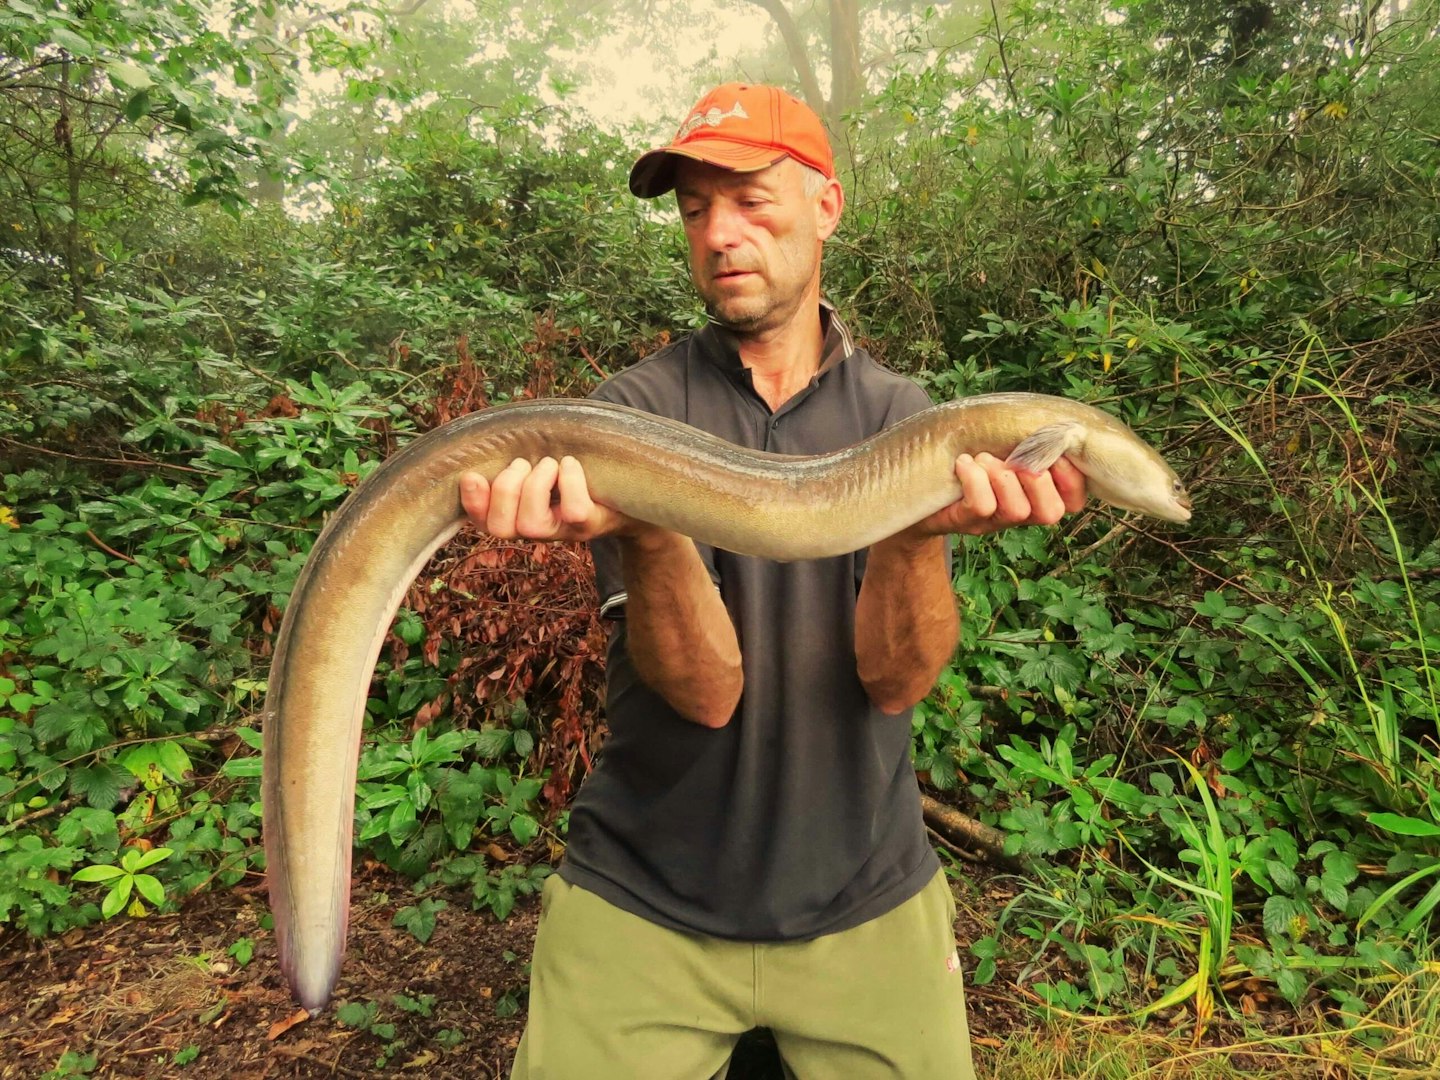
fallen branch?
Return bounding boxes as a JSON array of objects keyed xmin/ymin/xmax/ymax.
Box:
[{"xmin": 920, "ymin": 794, "xmax": 1027, "ymax": 872}]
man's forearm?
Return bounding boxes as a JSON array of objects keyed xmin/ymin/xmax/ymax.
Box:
[
  {"xmin": 854, "ymin": 533, "xmax": 958, "ymax": 714},
  {"xmin": 618, "ymin": 529, "xmax": 743, "ymax": 728}
]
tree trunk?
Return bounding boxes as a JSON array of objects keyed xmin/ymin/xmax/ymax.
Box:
[
  {"xmin": 745, "ymin": 0, "xmax": 826, "ymax": 117},
  {"xmin": 827, "ymin": 0, "xmax": 862, "ymax": 126},
  {"xmin": 57, "ymin": 58, "xmax": 85, "ymax": 315}
]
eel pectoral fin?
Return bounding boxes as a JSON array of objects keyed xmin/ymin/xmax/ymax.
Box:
[{"xmin": 1004, "ymin": 422, "xmax": 1084, "ymax": 474}]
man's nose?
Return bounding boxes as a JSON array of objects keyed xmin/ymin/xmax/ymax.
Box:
[{"xmin": 701, "ymin": 204, "xmax": 744, "ymax": 251}]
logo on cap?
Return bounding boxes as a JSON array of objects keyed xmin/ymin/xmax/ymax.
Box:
[{"xmin": 677, "ymin": 101, "xmax": 750, "ymax": 141}]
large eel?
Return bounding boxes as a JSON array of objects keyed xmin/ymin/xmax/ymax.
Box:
[{"xmin": 262, "ymin": 393, "xmax": 1191, "ymax": 1011}]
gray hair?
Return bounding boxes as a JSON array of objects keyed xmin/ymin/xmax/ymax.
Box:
[{"xmin": 799, "ymin": 163, "xmax": 829, "ymax": 197}]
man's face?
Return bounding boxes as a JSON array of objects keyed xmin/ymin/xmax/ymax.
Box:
[{"xmin": 673, "ymin": 158, "xmax": 841, "ymax": 335}]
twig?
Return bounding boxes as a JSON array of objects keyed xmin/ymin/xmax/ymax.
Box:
[
  {"xmin": 272, "ymin": 1048, "xmax": 369, "ymax": 1078},
  {"xmin": 1123, "ymin": 525, "xmax": 1271, "ymax": 605},
  {"xmin": 0, "ymin": 435, "xmax": 213, "ymax": 475},
  {"xmin": 2, "ymin": 794, "xmax": 81, "ymax": 831},
  {"xmin": 1047, "ymin": 521, "xmax": 1132, "ymax": 578},
  {"xmin": 0, "ymin": 724, "xmax": 253, "ymax": 835},
  {"xmin": 965, "ymin": 684, "xmax": 1041, "ymax": 702},
  {"xmin": 927, "ymin": 825, "xmax": 983, "ymax": 862},
  {"xmin": 988, "ymin": 0, "xmax": 1019, "ymax": 105},
  {"xmin": 85, "ymin": 529, "xmax": 137, "ymax": 565}
]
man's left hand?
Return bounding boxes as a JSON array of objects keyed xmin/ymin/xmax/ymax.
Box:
[{"xmin": 915, "ymin": 453, "xmax": 1087, "ymax": 538}]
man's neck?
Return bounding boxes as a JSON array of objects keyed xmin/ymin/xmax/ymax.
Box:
[{"xmin": 733, "ymin": 303, "xmax": 825, "ymax": 413}]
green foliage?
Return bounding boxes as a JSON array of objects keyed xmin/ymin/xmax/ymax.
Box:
[
  {"xmin": 172, "ymin": 1045, "xmax": 200, "ymax": 1067},
  {"xmin": 38, "ymin": 1051, "xmax": 96, "ymax": 1080},
  {"xmin": 72, "ymin": 844, "xmax": 172, "ymax": 918},
  {"xmin": 392, "ymin": 897, "xmax": 447, "ymax": 944},
  {"xmin": 0, "ymin": 0, "xmax": 1436, "ymax": 1039},
  {"xmin": 227, "ymin": 935, "xmax": 254, "ymax": 967}
]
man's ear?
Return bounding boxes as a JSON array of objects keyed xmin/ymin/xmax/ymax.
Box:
[{"xmin": 816, "ymin": 178, "xmax": 844, "ymax": 241}]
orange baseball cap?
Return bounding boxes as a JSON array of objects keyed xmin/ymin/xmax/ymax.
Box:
[{"xmin": 629, "ymin": 83, "xmax": 835, "ymax": 198}]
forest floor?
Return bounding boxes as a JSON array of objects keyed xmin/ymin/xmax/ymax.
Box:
[{"xmin": 0, "ymin": 861, "xmax": 1372, "ymax": 1079}]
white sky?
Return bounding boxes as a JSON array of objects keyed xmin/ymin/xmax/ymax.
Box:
[{"xmin": 544, "ymin": 6, "xmax": 777, "ymax": 134}]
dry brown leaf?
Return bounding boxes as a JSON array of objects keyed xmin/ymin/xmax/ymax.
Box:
[{"xmin": 266, "ymin": 1007, "xmax": 311, "ymax": 1041}]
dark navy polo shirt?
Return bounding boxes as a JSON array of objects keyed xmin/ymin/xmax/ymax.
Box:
[{"xmin": 560, "ymin": 306, "xmax": 943, "ymax": 941}]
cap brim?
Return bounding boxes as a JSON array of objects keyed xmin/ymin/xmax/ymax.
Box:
[{"xmin": 629, "ymin": 143, "xmax": 789, "ymax": 198}]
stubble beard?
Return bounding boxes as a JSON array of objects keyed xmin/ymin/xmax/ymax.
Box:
[
  {"xmin": 703, "ymin": 293, "xmax": 779, "ymax": 333},
  {"xmin": 699, "ymin": 251, "xmax": 817, "ymax": 336}
]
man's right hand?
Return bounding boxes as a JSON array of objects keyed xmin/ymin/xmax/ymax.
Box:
[{"xmin": 459, "ymin": 456, "xmax": 640, "ymax": 543}]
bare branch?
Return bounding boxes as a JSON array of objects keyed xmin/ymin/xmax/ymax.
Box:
[{"xmin": 741, "ymin": 0, "xmax": 826, "ymax": 117}]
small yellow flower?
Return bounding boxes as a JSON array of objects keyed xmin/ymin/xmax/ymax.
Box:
[
  {"xmin": 1101, "ymin": 350, "xmax": 1113, "ymax": 373},
  {"xmin": 965, "ymin": 125, "xmax": 979, "ymax": 146},
  {"xmin": 0, "ymin": 505, "xmax": 17, "ymax": 529},
  {"xmin": 1321, "ymin": 101, "xmax": 1348, "ymax": 120}
]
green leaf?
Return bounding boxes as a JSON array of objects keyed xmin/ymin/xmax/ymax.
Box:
[
  {"xmin": 335, "ymin": 1001, "xmax": 370, "ymax": 1028},
  {"xmin": 393, "ymin": 898, "xmax": 447, "ymax": 944},
  {"xmin": 1263, "ymin": 895, "xmax": 1304, "ymax": 940},
  {"xmin": 69, "ymin": 762, "xmax": 133, "ymax": 809},
  {"xmin": 156, "ymin": 740, "xmax": 194, "ymax": 781},
  {"xmin": 1368, "ymin": 812, "xmax": 1440, "ymax": 838},
  {"xmin": 173, "ymin": 1045, "xmax": 200, "ymax": 1066},
  {"xmin": 1320, "ymin": 876, "xmax": 1348, "ymax": 912},
  {"xmin": 228, "ymin": 937, "xmax": 255, "ymax": 966},
  {"xmin": 188, "ymin": 535, "xmax": 210, "ymax": 573},
  {"xmin": 133, "ymin": 847, "xmax": 173, "ymax": 870},
  {"xmin": 133, "ymin": 873, "xmax": 166, "ymax": 907},
  {"xmin": 73, "ymin": 864, "xmax": 125, "ymax": 883},
  {"xmin": 1265, "ymin": 859, "xmax": 1299, "ymax": 894},
  {"xmin": 510, "ymin": 813, "xmax": 540, "ymax": 845},
  {"xmin": 107, "ymin": 60, "xmax": 155, "ymax": 90},
  {"xmin": 1323, "ymin": 850, "xmax": 1359, "ymax": 887},
  {"xmin": 1274, "ymin": 967, "xmax": 1308, "ymax": 1005},
  {"xmin": 474, "ymin": 728, "xmax": 512, "ymax": 759},
  {"xmin": 104, "ymin": 876, "xmax": 134, "ymax": 918},
  {"xmin": 151, "ymin": 680, "xmax": 199, "ymax": 714}
]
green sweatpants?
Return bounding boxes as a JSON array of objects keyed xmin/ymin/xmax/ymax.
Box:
[{"xmin": 510, "ymin": 869, "xmax": 976, "ymax": 1079}]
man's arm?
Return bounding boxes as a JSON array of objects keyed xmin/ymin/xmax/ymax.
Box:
[
  {"xmin": 459, "ymin": 456, "xmax": 742, "ymax": 729},
  {"xmin": 854, "ymin": 533, "xmax": 957, "ymax": 714},
  {"xmin": 854, "ymin": 453, "xmax": 1087, "ymax": 714},
  {"xmin": 615, "ymin": 529, "xmax": 742, "ymax": 729}
]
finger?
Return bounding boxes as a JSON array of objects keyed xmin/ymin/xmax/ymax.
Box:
[
  {"xmin": 458, "ymin": 471, "xmax": 491, "ymax": 526},
  {"xmin": 516, "ymin": 457, "xmax": 562, "ymax": 536},
  {"xmin": 1015, "ymin": 469, "xmax": 1065, "ymax": 525},
  {"xmin": 486, "ymin": 458, "xmax": 532, "ymax": 538},
  {"xmin": 953, "ymin": 454, "xmax": 996, "ymax": 519},
  {"xmin": 556, "ymin": 456, "xmax": 597, "ymax": 527},
  {"xmin": 977, "ymin": 454, "xmax": 1032, "ymax": 524},
  {"xmin": 1050, "ymin": 457, "xmax": 1088, "ymax": 513}
]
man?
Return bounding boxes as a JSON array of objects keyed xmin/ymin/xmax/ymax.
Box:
[{"xmin": 460, "ymin": 83, "xmax": 1086, "ymax": 1078}]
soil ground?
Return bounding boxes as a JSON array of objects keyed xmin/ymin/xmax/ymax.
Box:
[{"xmin": 0, "ymin": 861, "xmax": 1323, "ymax": 1080}]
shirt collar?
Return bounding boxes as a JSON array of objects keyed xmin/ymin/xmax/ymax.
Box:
[{"xmin": 696, "ymin": 299, "xmax": 856, "ymax": 388}]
